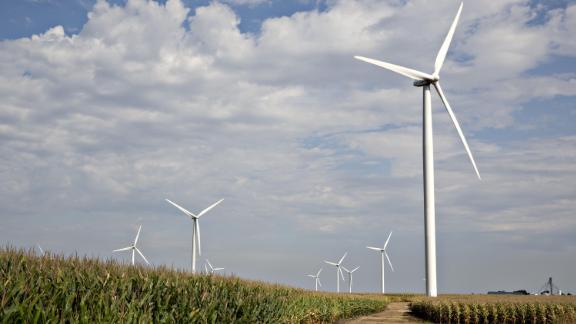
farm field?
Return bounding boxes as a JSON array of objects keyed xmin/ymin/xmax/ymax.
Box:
[
  {"xmin": 409, "ymin": 294, "xmax": 576, "ymax": 323},
  {"xmin": 2, "ymin": 246, "xmax": 575, "ymax": 323},
  {"xmin": 0, "ymin": 247, "xmax": 389, "ymax": 323}
]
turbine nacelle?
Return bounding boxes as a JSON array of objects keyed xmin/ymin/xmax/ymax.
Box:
[{"xmin": 413, "ymin": 80, "xmax": 433, "ymax": 87}]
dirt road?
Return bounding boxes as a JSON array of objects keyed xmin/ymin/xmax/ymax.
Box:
[{"xmin": 336, "ymin": 302, "xmax": 426, "ymax": 323}]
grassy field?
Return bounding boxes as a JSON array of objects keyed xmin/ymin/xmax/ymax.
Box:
[
  {"xmin": 0, "ymin": 247, "xmax": 388, "ymax": 323},
  {"xmin": 409, "ymin": 294, "xmax": 576, "ymax": 323}
]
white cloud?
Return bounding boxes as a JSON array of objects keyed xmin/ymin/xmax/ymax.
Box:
[
  {"xmin": 1, "ymin": 0, "xmax": 575, "ymax": 292},
  {"xmin": 222, "ymin": 0, "xmax": 270, "ymax": 6}
]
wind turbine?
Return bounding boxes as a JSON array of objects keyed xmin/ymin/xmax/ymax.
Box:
[
  {"xmin": 36, "ymin": 244, "xmax": 45, "ymax": 256},
  {"xmin": 113, "ymin": 225, "xmax": 150, "ymax": 266},
  {"xmin": 306, "ymin": 268, "xmax": 323, "ymax": 291},
  {"xmin": 354, "ymin": 2, "xmax": 480, "ymax": 297},
  {"xmin": 367, "ymin": 231, "xmax": 395, "ymax": 294},
  {"xmin": 324, "ymin": 252, "xmax": 347, "ymax": 293},
  {"xmin": 204, "ymin": 259, "xmax": 224, "ymax": 274},
  {"xmin": 165, "ymin": 198, "xmax": 224, "ymax": 273},
  {"xmin": 342, "ymin": 266, "xmax": 360, "ymax": 294}
]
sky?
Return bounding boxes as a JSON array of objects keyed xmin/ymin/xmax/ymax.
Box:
[{"xmin": 0, "ymin": 0, "xmax": 575, "ymax": 295}]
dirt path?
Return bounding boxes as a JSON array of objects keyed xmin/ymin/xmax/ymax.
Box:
[{"xmin": 336, "ymin": 302, "xmax": 426, "ymax": 323}]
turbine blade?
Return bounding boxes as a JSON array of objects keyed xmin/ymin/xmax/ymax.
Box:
[
  {"xmin": 307, "ymin": 274, "xmax": 315, "ymax": 278},
  {"xmin": 384, "ymin": 231, "xmax": 393, "ymax": 250},
  {"xmin": 205, "ymin": 264, "xmax": 209, "ymax": 273},
  {"xmin": 113, "ymin": 246, "xmax": 132, "ymax": 252},
  {"xmin": 136, "ymin": 247, "xmax": 150, "ymax": 265},
  {"xmin": 354, "ymin": 56, "xmax": 433, "ymax": 81},
  {"xmin": 324, "ymin": 261, "xmax": 337, "ymax": 266},
  {"xmin": 433, "ymin": 82, "xmax": 481, "ymax": 179},
  {"xmin": 351, "ymin": 266, "xmax": 360, "ymax": 273},
  {"xmin": 207, "ymin": 259, "xmax": 213, "ymax": 270},
  {"xmin": 214, "ymin": 268, "xmax": 224, "ymax": 271},
  {"xmin": 165, "ymin": 199, "xmax": 197, "ymax": 218},
  {"xmin": 316, "ymin": 268, "xmax": 323, "ymax": 276},
  {"xmin": 197, "ymin": 199, "xmax": 224, "ymax": 218},
  {"xmin": 339, "ymin": 252, "xmax": 347, "ymax": 264},
  {"xmin": 367, "ymin": 246, "xmax": 382, "ymax": 251},
  {"xmin": 37, "ymin": 245, "xmax": 44, "ymax": 255},
  {"xmin": 339, "ymin": 267, "xmax": 345, "ymax": 281},
  {"xmin": 318, "ymin": 278, "xmax": 322, "ymax": 287},
  {"xmin": 434, "ymin": 2, "xmax": 463, "ymax": 76},
  {"xmin": 341, "ymin": 266, "xmax": 350, "ymax": 273},
  {"xmin": 134, "ymin": 225, "xmax": 142, "ymax": 246},
  {"xmin": 385, "ymin": 251, "xmax": 394, "ymax": 272},
  {"xmin": 195, "ymin": 221, "xmax": 201, "ymax": 256}
]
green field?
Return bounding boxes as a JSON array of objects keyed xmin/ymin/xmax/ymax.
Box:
[
  {"xmin": 3, "ymin": 247, "xmax": 576, "ymax": 323},
  {"xmin": 409, "ymin": 294, "xmax": 576, "ymax": 323},
  {"xmin": 0, "ymin": 247, "xmax": 388, "ymax": 323}
]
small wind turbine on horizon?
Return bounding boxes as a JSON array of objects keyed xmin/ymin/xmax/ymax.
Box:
[
  {"xmin": 354, "ymin": 2, "xmax": 480, "ymax": 297},
  {"xmin": 306, "ymin": 268, "xmax": 323, "ymax": 291},
  {"xmin": 36, "ymin": 244, "xmax": 45, "ymax": 256},
  {"xmin": 342, "ymin": 266, "xmax": 360, "ymax": 294},
  {"xmin": 165, "ymin": 198, "xmax": 224, "ymax": 273},
  {"xmin": 113, "ymin": 225, "xmax": 150, "ymax": 266},
  {"xmin": 204, "ymin": 259, "xmax": 224, "ymax": 274},
  {"xmin": 324, "ymin": 252, "xmax": 347, "ymax": 293},
  {"xmin": 367, "ymin": 231, "xmax": 394, "ymax": 294}
]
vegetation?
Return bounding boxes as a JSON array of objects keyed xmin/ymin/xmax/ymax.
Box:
[
  {"xmin": 409, "ymin": 295, "xmax": 576, "ymax": 323},
  {"xmin": 0, "ymin": 247, "xmax": 388, "ymax": 323}
]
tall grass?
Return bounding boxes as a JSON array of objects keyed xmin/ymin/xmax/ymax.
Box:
[{"xmin": 0, "ymin": 247, "xmax": 388, "ymax": 323}]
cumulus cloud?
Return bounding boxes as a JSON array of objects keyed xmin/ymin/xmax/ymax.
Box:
[{"xmin": 0, "ymin": 0, "xmax": 575, "ymax": 292}]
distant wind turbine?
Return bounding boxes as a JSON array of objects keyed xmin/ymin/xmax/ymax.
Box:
[
  {"xmin": 205, "ymin": 259, "xmax": 224, "ymax": 274},
  {"xmin": 354, "ymin": 2, "xmax": 480, "ymax": 297},
  {"xmin": 37, "ymin": 244, "xmax": 45, "ymax": 256},
  {"xmin": 306, "ymin": 268, "xmax": 323, "ymax": 291},
  {"xmin": 367, "ymin": 231, "xmax": 394, "ymax": 294},
  {"xmin": 113, "ymin": 225, "xmax": 150, "ymax": 266},
  {"xmin": 324, "ymin": 252, "xmax": 347, "ymax": 293},
  {"xmin": 165, "ymin": 198, "xmax": 224, "ymax": 273},
  {"xmin": 342, "ymin": 266, "xmax": 360, "ymax": 294}
]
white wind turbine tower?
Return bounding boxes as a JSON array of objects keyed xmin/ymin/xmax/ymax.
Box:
[
  {"xmin": 367, "ymin": 231, "xmax": 395, "ymax": 294},
  {"xmin": 324, "ymin": 252, "xmax": 347, "ymax": 293},
  {"xmin": 204, "ymin": 259, "xmax": 224, "ymax": 274},
  {"xmin": 306, "ymin": 268, "xmax": 323, "ymax": 291},
  {"xmin": 342, "ymin": 266, "xmax": 360, "ymax": 294},
  {"xmin": 113, "ymin": 225, "xmax": 150, "ymax": 266},
  {"xmin": 354, "ymin": 2, "xmax": 480, "ymax": 297},
  {"xmin": 165, "ymin": 198, "xmax": 224, "ymax": 273}
]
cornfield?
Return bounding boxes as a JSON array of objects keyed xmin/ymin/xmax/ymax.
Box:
[
  {"xmin": 410, "ymin": 298, "xmax": 576, "ymax": 323},
  {"xmin": 0, "ymin": 247, "xmax": 388, "ymax": 323}
]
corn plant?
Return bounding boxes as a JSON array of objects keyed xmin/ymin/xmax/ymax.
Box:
[{"xmin": 0, "ymin": 247, "xmax": 389, "ymax": 323}]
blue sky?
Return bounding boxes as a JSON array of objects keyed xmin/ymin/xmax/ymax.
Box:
[{"xmin": 1, "ymin": 0, "xmax": 575, "ymax": 295}]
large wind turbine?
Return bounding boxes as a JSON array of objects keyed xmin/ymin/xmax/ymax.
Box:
[
  {"xmin": 165, "ymin": 198, "xmax": 224, "ymax": 273},
  {"xmin": 324, "ymin": 252, "xmax": 347, "ymax": 293},
  {"xmin": 342, "ymin": 266, "xmax": 360, "ymax": 294},
  {"xmin": 367, "ymin": 231, "xmax": 394, "ymax": 294},
  {"xmin": 306, "ymin": 268, "xmax": 323, "ymax": 291},
  {"xmin": 354, "ymin": 2, "xmax": 480, "ymax": 297},
  {"xmin": 113, "ymin": 225, "xmax": 150, "ymax": 266}
]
